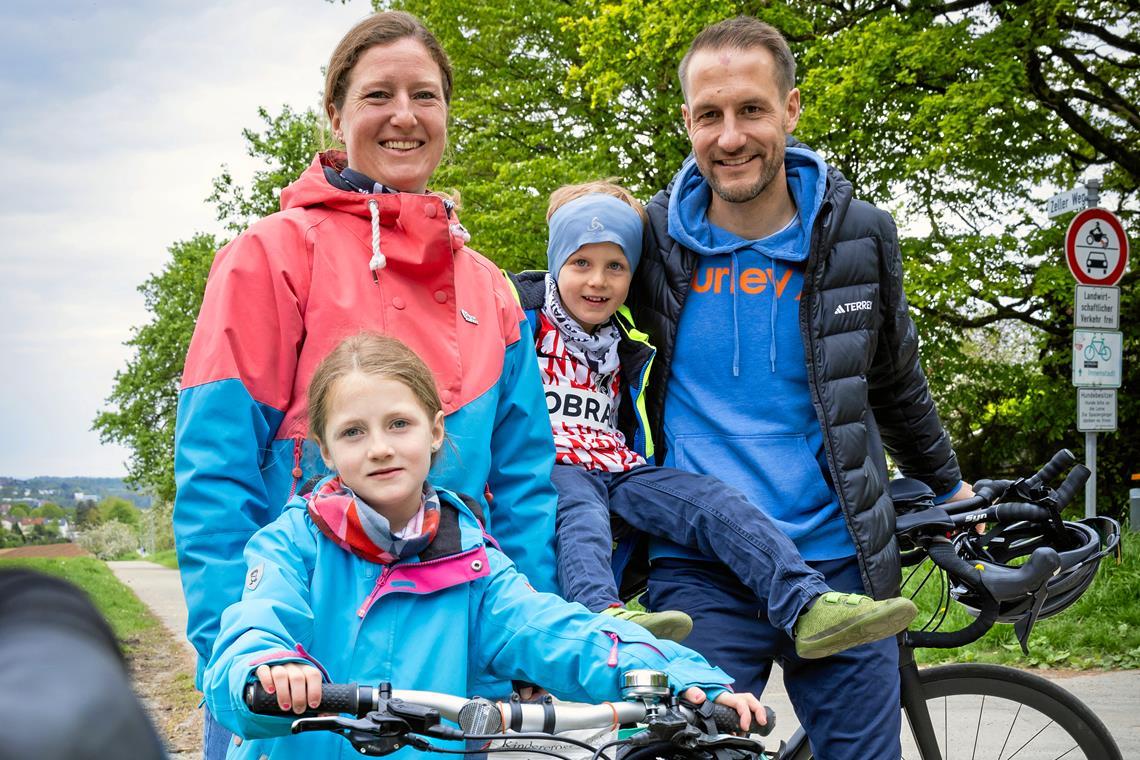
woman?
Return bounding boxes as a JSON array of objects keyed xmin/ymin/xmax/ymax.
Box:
[{"xmin": 173, "ymin": 12, "xmax": 559, "ymax": 757}]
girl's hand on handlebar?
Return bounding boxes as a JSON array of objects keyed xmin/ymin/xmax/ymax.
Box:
[
  {"xmin": 681, "ymin": 687, "xmax": 767, "ymax": 732},
  {"xmin": 254, "ymin": 662, "xmax": 323, "ymax": 715}
]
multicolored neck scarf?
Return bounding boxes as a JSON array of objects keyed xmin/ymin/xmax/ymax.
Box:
[{"xmin": 307, "ymin": 477, "xmax": 441, "ymax": 565}]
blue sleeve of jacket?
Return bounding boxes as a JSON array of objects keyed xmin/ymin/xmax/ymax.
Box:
[
  {"xmin": 484, "ymin": 319, "xmax": 560, "ymax": 594},
  {"xmin": 175, "ymin": 381, "xmax": 286, "ymax": 669},
  {"xmin": 472, "ymin": 547, "xmax": 732, "ymax": 702},
  {"xmin": 203, "ymin": 511, "xmax": 324, "ymax": 740}
]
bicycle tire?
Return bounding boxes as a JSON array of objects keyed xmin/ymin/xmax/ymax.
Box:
[{"xmin": 784, "ymin": 663, "xmax": 1121, "ymax": 760}]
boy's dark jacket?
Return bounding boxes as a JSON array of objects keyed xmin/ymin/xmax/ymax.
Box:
[{"xmin": 631, "ymin": 138, "xmax": 961, "ymax": 599}]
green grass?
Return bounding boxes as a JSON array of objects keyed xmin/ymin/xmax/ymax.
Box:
[
  {"xmin": 0, "ymin": 557, "xmax": 159, "ymax": 642},
  {"xmin": 908, "ymin": 530, "xmax": 1140, "ymax": 669},
  {"xmin": 148, "ymin": 549, "xmax": 179, "ymax": 569}
]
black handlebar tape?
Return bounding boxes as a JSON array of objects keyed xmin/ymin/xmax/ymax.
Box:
[
  {"xmin": 709, "ymin": 703, "xmax": 775, "ymax": 737},
  {"xmin": 244, "ymin": 682, "xmax": 373, "ymax": 717},
  {"xmin": 993, "ymin": 502, "xmax": 1053, "ymax": 524},
  {"xmin": 1028, "ymin": 449, "xmax": 1075, "ymax": 488},
  {"xmin": 906, "ymin": 542, "xmax": 997, "ymax": 648},
  {"xmin": 1053, "ymin": 465, "xmax": 1090, "ymax": 510}
]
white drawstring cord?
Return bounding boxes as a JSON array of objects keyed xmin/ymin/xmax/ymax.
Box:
[{"xmin": 367, "ymin": 199, "xmax": 386, "ymax": 271}]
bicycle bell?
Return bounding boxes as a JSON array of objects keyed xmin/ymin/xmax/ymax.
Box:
[{"xmin": 621, "ymin": 670, "xmax": 670, "ymax": 702}]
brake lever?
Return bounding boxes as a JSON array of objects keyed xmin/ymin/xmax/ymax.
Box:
[
  {"xmin": 292, "ymin": 711, "xmax": 416, "ymax": 756},
  {"xmin": 691, "ymin": 733, "xmax": 769, "ymax": 753}
]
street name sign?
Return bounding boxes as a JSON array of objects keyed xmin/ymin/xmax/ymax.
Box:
[
  {"xmin": 1065, "ymin": 208, "xmax": 1129, "ymax": 286},
  {"xmin": 1077, "ymin": 389, "xmax": 1117, "ymax": 432},
  {"xmin": 1047, "ymin": 185, "xmax": 1088, "ymax": 218},
  {"xmin": 1072, "ymin": 330, "xmax": 1123, "ymax": 387},
  {"xmin": 1074, "ymin": 285, "xmax": 1120, "ymax": 329}
]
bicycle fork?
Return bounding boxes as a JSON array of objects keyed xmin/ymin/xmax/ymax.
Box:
[{"xmin": 899, "ymin": 647, "xmax": 942, "ymax": 760}]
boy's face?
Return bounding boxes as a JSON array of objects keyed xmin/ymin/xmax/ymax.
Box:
[{"xmin": 556, "ymin": 242, "xmax": 631, "ymax": 333}]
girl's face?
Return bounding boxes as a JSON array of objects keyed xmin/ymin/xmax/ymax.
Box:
[
  {"xmin": 318, "ymin": 371, "xmax": 444, "ymax": 530},
  {"xmin": 328, "ymin": 37, "xmax": 448, "ymax": 193}
]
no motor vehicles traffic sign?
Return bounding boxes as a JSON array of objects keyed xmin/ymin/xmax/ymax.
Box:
[{"xmin": 1065, "ymin": 208, "xmax": 1129, "ymax": 286}]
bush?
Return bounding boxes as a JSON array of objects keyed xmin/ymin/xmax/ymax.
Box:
[{"xmin": 76, "ymin": 522, "xmax": 139, "ymax": 560}]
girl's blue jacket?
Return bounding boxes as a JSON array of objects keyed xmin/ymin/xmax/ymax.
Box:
[{"xmin": 204, "ymin": 485, "xmax": 733, "ymax": 759}]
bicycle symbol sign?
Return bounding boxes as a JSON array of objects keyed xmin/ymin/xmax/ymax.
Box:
[
  {"xmin": 1065, "ymin": 208, "xmax": 1129, "ymax": 286},
  {"xmin": 1072, "ymin": 330, "xmax": 1122, "ymax": 388}
]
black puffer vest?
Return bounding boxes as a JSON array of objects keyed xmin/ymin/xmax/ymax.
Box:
[{"xmin": 628, "ymin": 145, "xmax": 961, "ymax": 598}]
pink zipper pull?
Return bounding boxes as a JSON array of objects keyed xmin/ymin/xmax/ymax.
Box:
[
  {"xmin": 606, "ymin": 632, "xmax": 619, "ymax": 667},
  {"xmin": 357, "ymin": 567, "xmax": 392, "ymax": 618}
]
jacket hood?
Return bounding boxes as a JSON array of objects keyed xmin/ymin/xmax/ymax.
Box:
[
  {"xmin": 278, "ymin": 151, "xmax": 472, "ymax": 273},
  {"xmin": 666, "ymin": 146, "xmax": 828, "ymax": 258}
]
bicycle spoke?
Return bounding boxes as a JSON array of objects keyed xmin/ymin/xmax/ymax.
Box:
[
  {"xmin": 972, "ymin": 694, "xmax": 985, "ymax": 759},
  {"xmin": 997, "ymin": 700, "xmax": 1022, "ymax": 760},
  {"xmin": 1001, "ymin": 718, "xmax": 1072, "ymax": 759}
]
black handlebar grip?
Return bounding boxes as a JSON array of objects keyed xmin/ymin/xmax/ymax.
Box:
[
  {"xmin": 244, "ymin": 682, "xmax": 369, "ymax": 717},
  {"xmin": 1053, "ymin": 465, "xmax": 1090, "ymax": 510},
  {"xmin": 710, "ymin": 703, "xmax": 775, "ymax": 737},
  {"xmin": 993, "ymin": 502, "xmax": 1053, "ymax": 524},
  {"xmin": 1028, "ymin": 449, "xmax": 1075, "ymax": 488}
]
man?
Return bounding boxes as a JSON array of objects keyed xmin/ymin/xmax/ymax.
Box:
[{"xmin": 627, "ymin": 17, "xmax": 972, "ymax": 758}]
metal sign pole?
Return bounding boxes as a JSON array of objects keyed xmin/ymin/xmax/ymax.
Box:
[
  {"xmin": 1086, "ymin": 180, "xmax": 1099, "ymax": 519},
  {"xmin": 1085, "ymin": 431, "xmax": 1097, "ymax": 519}
]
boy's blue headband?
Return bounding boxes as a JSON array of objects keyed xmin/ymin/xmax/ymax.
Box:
[{"xmin": 547, "ymin": 194, "xmax": 643, "ymax": 279}]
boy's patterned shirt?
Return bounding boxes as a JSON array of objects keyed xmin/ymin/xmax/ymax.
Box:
[{"xmin": 535, "ymin": 312, "xmax": 645, "ymax": 473}]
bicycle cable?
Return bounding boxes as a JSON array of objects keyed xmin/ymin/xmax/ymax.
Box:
[
  {"xmin": 589, "ymin": 736, "xmax": 633, "ymax": 760},
  {"xmin": 460, "ymin": 732, "xmax": 617, "ymax": 760},
  {"xmin": 420, "ymin": 742, "xmax": 580, "ymax": 760}
]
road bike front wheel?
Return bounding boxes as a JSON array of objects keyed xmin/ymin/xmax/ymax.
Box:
[{"xmin": 784, "ymin": 662, "xmax": 1121, "ymax": 759}]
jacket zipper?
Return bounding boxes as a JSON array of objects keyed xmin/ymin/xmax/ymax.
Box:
[
  {"xmin": 604, "ymin": 631, "xmax": 667, "ymax": 668},
  {"xmin": 356, "ymin": 546, "xmax": 485, "ymax": 618},
  {"xmin": 288, "ymin": 437, "xmax": 304, "ymax": 499},
  {"xmin": 357, "ymin": 565, "xmax": 395, "ymax": 618}
]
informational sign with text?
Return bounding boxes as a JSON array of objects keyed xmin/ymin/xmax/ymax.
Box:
[
  {"xmin": 1074, "ymin": 285, "xmax": 1120, "ymax": 329},
  {"xmin": 1077, "ymin": 389, "xmax": 1117, "ymax": 432}
]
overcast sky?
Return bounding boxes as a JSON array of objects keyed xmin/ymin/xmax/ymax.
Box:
[{"xmin": 0, "ymin": 0, "xmax": 374, "ymax": 478}]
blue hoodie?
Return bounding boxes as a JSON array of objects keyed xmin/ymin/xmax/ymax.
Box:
[{"xmin": 652, "ymin": 146, "xmax": 856, "ymax": 563}]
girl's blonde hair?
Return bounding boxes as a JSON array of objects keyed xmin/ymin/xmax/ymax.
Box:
[
  {"xmin": 308, "ymin": 333, "xmax": 444, "ymax": 464},
  {"xmin": 546, "ymin": 179, "xmax": 647, "ymax": 224}
]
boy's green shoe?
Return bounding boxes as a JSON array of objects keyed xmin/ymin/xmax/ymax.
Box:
[
  {"xmin": 601, "ymin": 607, "xmax": 694, "ymax": 642},
  {"xmin": 794, "ymin": 592, "xmax": 917, "ymax": 660}
]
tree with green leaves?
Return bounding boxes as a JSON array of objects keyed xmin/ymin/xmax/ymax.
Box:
[
  {"xmin": 34, "ymin": 502, "xmax": 66, "ymax": 520},
  {"xmin": 98, "ymin": 0, "xmax": 1136, "ymax": 516},
  {"xmin": 100, "ymin": 496, "xmax": 140, "ymax": 527}
]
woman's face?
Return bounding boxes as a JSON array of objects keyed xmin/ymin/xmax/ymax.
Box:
[{"xmin": 330, "ymin": 38, "xmax": 448, "ymax": 193}]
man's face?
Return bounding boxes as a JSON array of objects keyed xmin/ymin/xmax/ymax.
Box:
[{"xmin": 682, "ymin": 46, "xmax": 800, "ymax": 205}]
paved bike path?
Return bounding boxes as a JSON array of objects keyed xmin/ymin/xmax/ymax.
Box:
[{"xmin": 108, "ymin": 561, "xmax": 1138, "ymax": 754}]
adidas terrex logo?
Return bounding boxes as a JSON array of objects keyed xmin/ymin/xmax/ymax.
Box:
[{"xmin": 835, "ymin": 300, "xmax": 873, "ymax": 315}]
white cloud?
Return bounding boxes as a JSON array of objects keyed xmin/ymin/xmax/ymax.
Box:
[{"xmin": 0, "ymin": 0, "xmax": 374, "ymax": 478}]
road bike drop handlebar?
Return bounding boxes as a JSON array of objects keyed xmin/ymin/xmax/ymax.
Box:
[
  {"xmin": 244, "ymin": 671, "xmax": 776, "ymax": 758},
  {"xmin": 898, "ymin": 449, "xmax": 1100, "ymax": 651}
]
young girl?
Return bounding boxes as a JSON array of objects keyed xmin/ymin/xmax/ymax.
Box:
[{"xmin": 203, "ymin": 333, "xmax": 764, "ymax": 759}]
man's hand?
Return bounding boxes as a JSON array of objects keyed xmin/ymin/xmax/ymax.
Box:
[{"xmin": 945, "ymin": 482, "xmax": 976, "ymax": 503}]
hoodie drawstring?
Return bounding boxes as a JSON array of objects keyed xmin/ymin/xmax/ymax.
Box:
[
  {"xmin": 367, "ymin": 199, "xmax": 387, "ymax": 276},
  {"xmin": 730, "ymin": 251, "xmax": 741, "ymax": 377},
  {"xmin": 768, "ymin": 255, "xmax": 778, "ymax": 373}
]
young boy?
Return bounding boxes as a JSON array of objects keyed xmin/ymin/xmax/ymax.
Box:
[{"xmin": 508, "ymin": 181, "xmax": 917, "ymax": 658}]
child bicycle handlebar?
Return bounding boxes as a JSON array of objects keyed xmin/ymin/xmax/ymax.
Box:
[{"xmin": 243, "ymin": 679, "xmax": 777, "ymax": 759}]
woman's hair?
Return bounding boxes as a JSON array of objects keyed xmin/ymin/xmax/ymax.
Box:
[
  {"xmin": 546, "ymin": 179, "xmax": 647, "ymax": 224},
  {"xmin": 308, "ymin": 333, "xmax": 444, "ymax": 463},
  {"xmin": 323, "ymin": 11, "xmax": 454, "ymax": 119}
]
